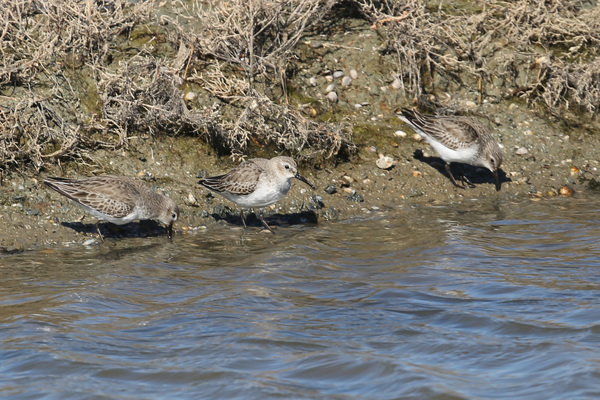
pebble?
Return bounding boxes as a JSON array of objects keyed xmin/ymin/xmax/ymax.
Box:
[
  {"xmin": 309, "ymin": 195, "xmax": 325, "ymax": 210},
  {"xmin": 347, "ymin": 190, "xmax": 364, "ymax": 203},
  {"xmin": 137, "ymin": 170, "xmax": 155, "ymax": 181},
  {"xmin": 309, "ymin": 77, "xmax": 317, "ymax": 86},
  {"xmin": 465, "ymin": 100, "xmax": 476, "ymax": 107},
  {"xmin": 350, "ymin": 69, "xmax": 358, "ymax": 79},
  {"xmin": 324, "ymin": 184, "xmax": 337, "ymax": 194},
  {"xmin": 327, "ymin": 91, "xmax": 338, "ymax": 103},
  {"xmin": 326, "ymin": 83, "xmax": 335, "ymax": 93},
  {"xmin": 333, "ymin": 70, "xmax": 344, "ymax": 78},
  {"xmin": 393, "ymin": 130, "xmax": 407, "ymax": 138},
  {"xmin": 391, "ymin": 78, "xmax": 402, "ymax": 89},
  {"xmin": 325, "ymin": 75, "xmax": 333, "ymax": 82},
  {"xmin": 341, "ymin": 76, "xmax": 352, "ymax": 87},
  {"xmin": 559, "ymin": 186, "xmax": 574, "ymax": 196},
  {"xmin": 324, "ymin": 206, "xmax": 338, "ymax": 220},
  {"xmin": 340, "ymin": 176, "xmax": 355, "ymax": 187},
  {"xmin": 83, "ymin": 238, "xmax": 100, "ymax": 246}
]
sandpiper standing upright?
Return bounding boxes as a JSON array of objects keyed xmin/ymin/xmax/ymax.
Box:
[
  {"xmin": 44, "ymin": 175, "xmax": 179, "ymax": 240},
  {"xmin": 198, "ymin": 156, "xmax": 315, "ymax": 232},
  {"xmin": 397, "ymin": 108, "xmax": 503, "ymax": 191}
]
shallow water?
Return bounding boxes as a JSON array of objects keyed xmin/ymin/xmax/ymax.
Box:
[{"xmin": 2, "ymin": 196, "xmax": 600, "ymax": 399}]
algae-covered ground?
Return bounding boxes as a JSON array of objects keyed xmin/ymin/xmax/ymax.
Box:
[{"xmin": 1, "ymin": 0, "xmax": 600, "ymax": 251}]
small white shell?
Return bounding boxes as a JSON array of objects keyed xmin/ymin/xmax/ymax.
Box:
[
  {"xmin": 391, "ymin": 78, "xmax": 402, "ymax": 89},
  {"xmin": 350, "ymin": 69, "xmax": 358, "ymax": 79},
  {"xmin": 327, "ymin": 91, "xmax": 338, "ymax": 103},
  {"xmin": 309, "ymin": 77, "xmax": 317, "ymax": 86},
  {"xmin": 186, "ymin": 192, "xmax": 200, "ymax": 207},
  {"xmin": 376, "ymin": 154, "xmax": 396, "ymax": 170},
  {"xmin": 184, "ymin": 91, "xmax": 197, "ymax": 101},
  {"xmin": 326, "ymin": 83, "xmax": 335, "ymax": 93},
  {"xmin": 341, "ymin": 76, "xmax": 352, "ymax": 87},
  {"xmin": 333, "ymin": 70, "xmax": 345, "ymax": 78},
  {"xmin": 515, "ymin": 147, "xmax": 528, "ymax": 155}
]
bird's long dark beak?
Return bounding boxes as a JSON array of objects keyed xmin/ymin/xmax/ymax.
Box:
[
  {"xmin": 167, "ymin": 222, "xmax": 174, "ymax": 239},
  {"xmin": 493, "ymin": 170, "xmax": 501, "ymax": 191},
  {"xmin": 295, "ymin": 172, "xmax": 316, "ymax": 189}
]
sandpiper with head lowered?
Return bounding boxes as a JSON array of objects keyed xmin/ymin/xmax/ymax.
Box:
[
  {"xmin": 397, "ymin": 108, "xmax": 503, "ymax": 191},
  {"xmin": 44, "ymin": 175, "xmax": 179, "ymax": 240},
  {"xmin": 198, "ymin": 156, "xmax": 315, "ymax": 233}
]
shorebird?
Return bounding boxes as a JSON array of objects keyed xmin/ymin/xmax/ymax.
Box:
[
  {"xmin": 397, "ymin": 108, "xmax": 503, "ymax": 191},
  {"xmin": 44, "ymin": 175, "xmax": 179, "ymax": 240},
  {"xmin": 198, "ymin": 156, "xmax": 315, "ymax": 232}
]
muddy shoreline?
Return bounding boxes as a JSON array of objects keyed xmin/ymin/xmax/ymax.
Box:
[
  {"xmin": 2, "ymin": 1, "xmax": 600, "ymax": 251},
  {"xmin": 2, "ymin": 100, "xmax": 600, "ymax": 252}
]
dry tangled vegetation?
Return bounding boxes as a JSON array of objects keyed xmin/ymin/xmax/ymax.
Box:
[
  {"xmin": 1, "ymin": 0, "xmax": 599, "ymax": 172},
  {"xmin": 357, "ymin": 0, "xmax": 600, "ymax": 114}
]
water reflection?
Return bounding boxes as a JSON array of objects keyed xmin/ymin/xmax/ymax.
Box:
[{"xmin": 2, "ymin": 196, "xmax": 600, "ymax": 398}]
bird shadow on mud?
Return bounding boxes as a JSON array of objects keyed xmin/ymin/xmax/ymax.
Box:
[
  {"xmin": 60, "ymin": 220, "xmax": 169, "ymax": 239},
  {"xmin": 413, "ymin": 149, "xmax": 511, "ymax": 188},
  {"xmin": 209, "ymin": 206, "xmax": 318, "ymax": 231}
]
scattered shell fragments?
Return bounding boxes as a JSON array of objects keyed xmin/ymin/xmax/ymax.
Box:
[
  {"xmin": 376, "ymin": 154, "xmax": 396, "ymax": 170},
  {"xmin": 326, "ymin": 83, "xmax": 335, "ymax": 93},
  {"xmin": 341, "ymin": 76, "xmax": 352, "ymax": 87},
  {"xmin": 327, "ymin": 91, "xmax": 338, "ymax": 103},
  {"xmin": 333, "ymin": 70, "xmax": 344, "ymax": 78},
  {"xmin": 350, "ymin": 69, "xmax": 358, "ymax": 79}
]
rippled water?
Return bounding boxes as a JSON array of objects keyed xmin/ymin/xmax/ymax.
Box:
[{"xmin": 2, "ymin": 196, "xmax": 600, "ymax": 399}]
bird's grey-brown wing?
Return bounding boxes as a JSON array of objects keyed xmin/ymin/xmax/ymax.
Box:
[
  {"xmin": 44, "ymin": 176, "xmax": 137, "ymax": 218},
  {"xmin": 198, "ymin": 161, "xmax": 262, "ymax": 195},
  {"xmin": 401, "ymin": 108, "xmax": 482, "ymax": 150}
]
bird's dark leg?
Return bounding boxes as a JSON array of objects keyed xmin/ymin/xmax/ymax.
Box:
[
  {"xmin": 445, "ymin": 163, "xmax": 469, "ymax": 189},
  {"xmin": 95, "ymin": 222, "xmax": 105, "ymax": 242},
  {"xmin": 240, "ymin": 209, "xmax": 247, "ymax": 229},
  {"xmin": 258, "ymin": 209, "xmax": 275, "ymax": 234},
  {"xmin": 459, "ymin": 174, "xmax": 476, "ymax": 189}
]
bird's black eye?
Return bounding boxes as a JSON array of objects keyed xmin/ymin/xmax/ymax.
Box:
[
  {"xmin": 172, "ymin": 213, "xmax": 177, "ymax": 219},
  {"xmin": 285, "ymin": 164, "xmax": 290, "ymax": 170}
]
